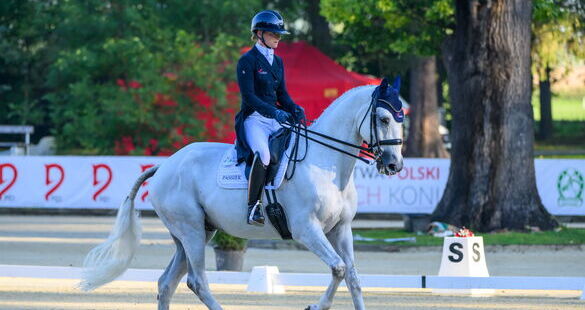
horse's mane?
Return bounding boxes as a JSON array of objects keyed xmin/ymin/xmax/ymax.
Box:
[{"xmin": 314, "ymin": 85, "xmax": 374, "ymax": 122}]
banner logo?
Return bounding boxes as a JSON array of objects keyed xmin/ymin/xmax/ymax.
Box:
[
  {"xmin": 93, "ymin": 164, "xmax": 113, "ymax": 201},
  {"xmin": 45, "ymin": 164, "xmax": 65, "ymax": 201},
  {"xmin": 140, "ymin": 164, "xmax": 155, "ymax": 202},
  {"xmin": 557, "ymin": 168, "xmax": 584, "ymax": 207},
  {"xmin": 0, "ymin": 164, "xmax": 18, "ymax": 200}
]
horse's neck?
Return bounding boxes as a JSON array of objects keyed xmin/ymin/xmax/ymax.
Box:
[{"xmin": 302, "ymin": 89, "xmax": 369, "ymax": 189}]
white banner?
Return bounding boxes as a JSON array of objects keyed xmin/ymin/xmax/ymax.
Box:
[
  {"xmin": 354, "ymin": 158, "xmax": 585, "ymax": 215},
  {"xmin": 0, "ymin": 156, "xmax": 583, "ymax": 215},
  {"xmin": 0, "ymin": 156, "xmax": 165, "ymax": 210},
  {"xmin": 354, "ymin": 159, "xmax": 449, "ymax": 214},
  {"xmin": 534, "ymin": 159, "xmax": 585, "ymax": 216}
]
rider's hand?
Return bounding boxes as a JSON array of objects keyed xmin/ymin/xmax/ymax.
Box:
[
  {"xmin": 274, "ymin": 109, "xmax": 292, "ymax": 123},
  {"xmin": 293, "ymin": 105, "xmax": 306, "ymax": 123}
]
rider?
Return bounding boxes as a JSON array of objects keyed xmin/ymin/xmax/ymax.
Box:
[{"xmin": 234, "ymin": 10, "xmax": 305, "ymax": 226}]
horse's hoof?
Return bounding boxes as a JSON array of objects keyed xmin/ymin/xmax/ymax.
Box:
[{"xmin": 305, "ymin": 305, "xmax": 318, "ymax": 310}]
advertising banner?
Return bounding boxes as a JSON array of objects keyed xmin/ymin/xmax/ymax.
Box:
[
  {"xmin": 0, "ymin": 156, "xmax": 164, "ymax": 210},
  {"xmin": 534, "ymin": 159, "xmax": 585, "ymax": 216},
  {"xmin": 354, "ymin": 158, "xmax": 585, "ymax": 215},
  {"xmin": 354, "ymin": 158, "xmax": 449, "ymax": 214},
  {"xmin": 0, "ymin": 156, "xmax": 583, "ymax": 215}
]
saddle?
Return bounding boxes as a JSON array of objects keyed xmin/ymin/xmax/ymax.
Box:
[
  {"xmin": 216, "ymin": 129, "xmax": 293, "ymax": 239},
  {"xmin": 217, "ymin": 128, "xmax": 292, "ymax": 189}
]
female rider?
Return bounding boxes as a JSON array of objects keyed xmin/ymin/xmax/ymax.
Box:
[{"xmin": 234, "ymin": 10, "xmax": 305, "ymax": 226}]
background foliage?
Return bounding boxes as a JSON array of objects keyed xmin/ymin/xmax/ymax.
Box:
[
  {"xmin": 1, "ymin": 0, "xmax": 583, "ymax": 155},
  {"xmin": 321, "ymin": 0, "xmax": 453, "ymax": 75},
  {"xmin": 1, "ymin": 0, "xmax": 263, "ymax": 154}
]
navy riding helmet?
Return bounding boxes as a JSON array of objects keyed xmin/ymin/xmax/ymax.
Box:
[{"xmin": 251, "ymin": 10, "xmax": 290, "ymax": 34}]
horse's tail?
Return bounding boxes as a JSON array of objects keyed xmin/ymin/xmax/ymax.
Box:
[{"xmin": 79, "ymin": 165, "xmax": 159, "ymax": 291}]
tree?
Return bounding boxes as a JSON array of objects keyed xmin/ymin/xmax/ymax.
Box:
[
  {"xmin": 406, "ymin": 56, "xmax": 449, "ymax": 158},
  {"xmin": 305, "ymin": 0, "xmax": 334, "ymax": 55},
  {"xmin": 0, "ymin": 1, "xmax": 61, "ymax": 136},
  {"xmin": 1, "ymin": 0, "xmax": 263, "ymax": 154},
  {"xmin": 433, "ymin": 0, "xmax": 558, "ymax": 231},
  {"xmin": 321, "ymin": 0, "xmax": 451, "ymax": 158},
  {"xmin": 532, "ymin": 0, "xmax": 585, "ymax": 140}
]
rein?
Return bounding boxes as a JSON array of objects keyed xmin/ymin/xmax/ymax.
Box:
[{"xmin": 280, "ymin": 87, "xmax": 403, "ymax": 179}]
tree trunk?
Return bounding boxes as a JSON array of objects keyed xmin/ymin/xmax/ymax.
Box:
[
  {"xmin": 405, "ymin": 56, "xmax": 449, "ymax": 158},
  {"xmin": 434, "ymin": 0, "xmax": 558, "ymax": 232},
  {"xmin": 538, "ymin": 66, "xmax": 553, "ymax": 140},
  {"xmin": 306, "ymin": 0, "xmax": 333, "ymax": 55}
]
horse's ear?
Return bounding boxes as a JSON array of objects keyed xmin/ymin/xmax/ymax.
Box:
[
  {"xmin": 392, "ymin": 76, "xmax": 401, "ymax": 92},
  {"xmin": 380, "ymin": 77, "xmax": 389, "ymax": 91}
]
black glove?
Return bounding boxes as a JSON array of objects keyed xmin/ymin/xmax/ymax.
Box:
[
  {"xmin": 274, "ymin": 109, "xmax": 292, "ymax": 123},
  {"xmin": 293, "ymin": 105, "xmax": 306, "ymax": 123}
]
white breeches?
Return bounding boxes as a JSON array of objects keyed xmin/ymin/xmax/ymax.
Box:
[{"xmin": 244, "ymin": 112, "xmax": 282, "ymax": 166}]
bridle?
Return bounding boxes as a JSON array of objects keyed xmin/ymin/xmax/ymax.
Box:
[
  {"xmin": 358, "ymin": 86, "xmax": 404, "ymax": 162},
  {"xmin": 281, "ymin": 85, "xmax": 403, "ymax": 179}
]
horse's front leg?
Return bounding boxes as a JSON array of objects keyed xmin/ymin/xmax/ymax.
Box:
[
  {"xmin": 327, "ymin": 222, "xmax": 365, "ymax": 310},
  {"xmin": 291, "ymin": 221, "xmax": 346, "ymax": 310}
]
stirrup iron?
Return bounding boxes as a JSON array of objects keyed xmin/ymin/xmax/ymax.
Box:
[{"xmin": 248, "ymin": 201, "xmax": 264, "ymax": 226}]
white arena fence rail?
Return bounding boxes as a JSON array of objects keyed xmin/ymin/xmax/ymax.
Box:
[
  {"xmin": 1, "ymin": 265, "xmax": 584, "ymax": 293},
  {"xmin": 0, "ymin": 156, "xmax": 584, "ymax": 215}
]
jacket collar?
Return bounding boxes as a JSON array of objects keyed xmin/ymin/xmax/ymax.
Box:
[
  {"xmin": 255, "ymin": 42, "xmax": 274, "ymax": 64},
  {"xmin": 251, "ymin": 46, "xmax": 280, "ymax": 79}
]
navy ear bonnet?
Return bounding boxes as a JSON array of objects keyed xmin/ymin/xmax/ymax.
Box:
[{"xmin": 374, "ymin": 77, "xmax": 404, "ymax": 123}]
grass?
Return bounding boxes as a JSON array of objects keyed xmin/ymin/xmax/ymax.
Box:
[
  {"xmin": 530, "ymin": 90, "xmax": 585, "ymax": 155},
  {"xmin": 536, "ymin": 154, "xmax": 585, "ymax": 159},
  {"xmin": 533, "ymin": 120, "xmax": 585, "ymax": 155},
  {"xmin": 353, "ymin": 227, "xmax": 585, "ymax": 247},
  {"xmin": 532, "ymin": 92, "xmax": 585, "ymax": 121}
]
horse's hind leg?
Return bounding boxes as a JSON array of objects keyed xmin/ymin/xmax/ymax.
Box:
[
  {"xmin": 157, "ymin": 235, "xmax": 188, "ymax": 310},
  {"xmin": 184, "ymin": 229, "xmax": 222, "ymax": 309},
  {"xmin": 157, "ymin": 229, "xmax": 217, "ymax": 310},
  {"xmin": 167, "ymin": 209, "xmax": 221, "ymax": 309}
]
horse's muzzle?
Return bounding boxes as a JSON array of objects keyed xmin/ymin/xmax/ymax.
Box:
[{"xmin": 376, "ymin": 154, "xmax": 403, "ymax": 176}]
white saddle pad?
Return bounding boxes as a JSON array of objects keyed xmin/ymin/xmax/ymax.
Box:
[{"xmin": 217, "ymin": 148, "xmax": 290, "ymax": 190}]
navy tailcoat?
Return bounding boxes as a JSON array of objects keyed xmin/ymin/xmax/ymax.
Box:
[{"xmin": 234, "ymin": 45, "xmax": 297, "ymax": 164}]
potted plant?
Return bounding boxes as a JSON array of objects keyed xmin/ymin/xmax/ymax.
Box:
[{"xmin": 211, "ymin": 230, "xmax": 247, "ymax": 271}]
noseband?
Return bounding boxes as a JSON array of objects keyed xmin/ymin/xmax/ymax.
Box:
[{"xmin": 281, "ymin": 85, "xmax": 403, "ymax": 172}]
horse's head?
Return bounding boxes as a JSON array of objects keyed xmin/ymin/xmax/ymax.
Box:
[{"xmin": 359, "ymin": 77, "xmax": 404, "ymax": 175}]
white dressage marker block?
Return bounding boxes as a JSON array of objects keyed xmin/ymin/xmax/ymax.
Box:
[
  {"xmin": 435, "ymin": 236, "xmax": 494, "ymax": 296},
  {"xmin": 246, "ymin": 266, "xmax": 285, "ymax": 294}
]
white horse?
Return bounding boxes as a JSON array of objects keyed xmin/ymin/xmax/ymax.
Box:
[{"xmin": 80, "ymin": 78, "xmax": 404, "ymax": 310}]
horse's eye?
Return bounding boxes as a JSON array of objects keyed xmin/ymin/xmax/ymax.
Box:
[{"xmin": 380, "ymin": 117, "xmax": 390, "ymax": 125}]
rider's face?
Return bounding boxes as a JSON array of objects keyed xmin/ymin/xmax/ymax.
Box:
[{"xmin": 258, "ymin": 31, "xmax": 281, "ymax": 49}]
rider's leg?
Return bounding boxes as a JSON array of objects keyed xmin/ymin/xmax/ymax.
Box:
[
  {"xmin": 244, "ymin": 112, "xmax": 273, "ymax": 165},
  {"xmin": 246, "ymin": 152, "xmax": 267, "ymax": 226},
  {"xmin": 243, "ymin": 115, "xmax": 273, "ymax": 226},
  {"xmin": 326, "ymin": 223, "xmax": 365, "ymax": 310},
  {"xmin": 157, "ymin": 235, "xmax": 188, "ymax": 310}
]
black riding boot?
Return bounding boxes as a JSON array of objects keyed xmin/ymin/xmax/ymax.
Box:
[{"xmin": 247, "ymin": 153, "xmax": 267, "ymax": 226}]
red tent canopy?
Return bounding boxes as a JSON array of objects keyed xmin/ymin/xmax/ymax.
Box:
[
  {"xmin": 210, "ymin": 41, "xmax": 382, "ymax": 143},
  {"xmin": 275, "ymin": 41, "xmax": 381, "ymax": 120},
  {"xmin": 117, "ymin": 42, "xmax": 384, "ymax": 155}
]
